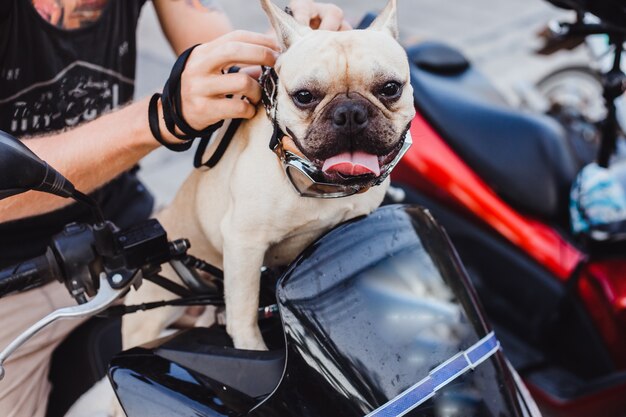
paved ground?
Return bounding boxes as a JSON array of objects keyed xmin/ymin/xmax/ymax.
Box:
[{"xmin": 134, "ymin": 0, "xmax": 584, "ymax": 206}]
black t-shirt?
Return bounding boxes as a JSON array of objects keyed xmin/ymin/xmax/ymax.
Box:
[{"xmin": 0, "ymin": 0, "xmax": 154, "ymax": 268}]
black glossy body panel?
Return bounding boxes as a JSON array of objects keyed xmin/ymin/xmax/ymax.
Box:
[
  {"xmin": 111, "ymin": 350, "xmax": 235, "ymax": 417},
  {"xmin": 253, "ymin": 206, "xmax": 524, "ymax": 417},
  {"xmin": 110, "ymin": 206, "xmax": 529, "ymax": 417},
  {"xmin": 391, "ymin": 185, "xmax": 621, "ymax": 401},
  {"xmin": 110, "ymin": 325, "xmax": 286, "ymax": 417}
]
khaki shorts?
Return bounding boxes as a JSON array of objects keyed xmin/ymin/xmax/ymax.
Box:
[{"xmin": 0, "ymin": 283, "xmax": 83, "ymax": 417}]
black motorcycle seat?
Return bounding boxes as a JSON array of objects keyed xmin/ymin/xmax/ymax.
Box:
[
  {"xmin": 408, "ymin": 42, "xmax": 579, "ymax": 220},
  {"xmin": 155, "ymin": 327, "xmax": 285, "ymax": 399},
  {"xmin": 411, "ymin": 41, "xmax": 470, "ymax": 75}
]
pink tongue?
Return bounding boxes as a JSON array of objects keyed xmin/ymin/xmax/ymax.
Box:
[{"xmin": 322, "ymin": 151, "xmax": 381, "ymax": 177}]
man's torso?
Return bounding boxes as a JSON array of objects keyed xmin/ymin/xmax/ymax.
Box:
[
  {"xmin": 0, "ymin": 0, "xmax": 153, "ymax": 267},
  {"xmin": 0, "ymin": 0, "xmax": 145, "ymax": 136}
]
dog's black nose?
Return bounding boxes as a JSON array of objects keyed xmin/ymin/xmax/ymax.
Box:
[{"xmin": 332, "ymin": 102, "xmax": 369, "ymax": 132}]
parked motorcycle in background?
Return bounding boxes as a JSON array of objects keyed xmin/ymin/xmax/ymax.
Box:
[
  {"xmin": 391, "ymin": 0, "xmax": 626, "ymax": 416},
  {"xmin": 533, "ymin": 15, "xmax": 626, "ymax": 128},
  {"xmin": 519, "ymin": 9, "xmax": 626, "ymax": 166}
]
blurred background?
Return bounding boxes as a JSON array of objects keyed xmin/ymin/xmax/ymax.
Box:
[{"xmin": 135, "ymin": 0, "xmax": 580, "ymax": 207}]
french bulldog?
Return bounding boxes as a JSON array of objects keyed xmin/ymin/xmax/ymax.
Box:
[{"xmin": 122, "ymin": 0, "xmax": 416, "ymax": 351}]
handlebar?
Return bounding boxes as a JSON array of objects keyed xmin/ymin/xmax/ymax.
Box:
[
  {"xmin": 0, "ymin": 250, "xmax": 61, "ymax": 298},
  {"xmin": 0, "ymin": 127, "xmax": 226, "ymax": 380},
  {"xmin": 0, "ymin": 218, "xmax": 203, "ymax": 380}
]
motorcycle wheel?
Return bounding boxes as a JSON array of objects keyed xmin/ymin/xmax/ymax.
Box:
[{"xmin": 536, "ymin": 65, "xmax": 606, "ymax": 123}]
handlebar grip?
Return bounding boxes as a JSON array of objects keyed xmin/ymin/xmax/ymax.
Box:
[{"xmin": 0, "ymin": 250, "xmax": 61, "ymax": 298}]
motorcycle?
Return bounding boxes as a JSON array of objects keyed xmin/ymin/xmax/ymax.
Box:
[
  {"xmin": 7, "ymin": 2, "xmax": 626, "ymax": 413},
  {"xmin": 389, "ymin": 0, "xmax": 626, "ymax": 416},
  {"xmin": 0, "ymin": 129, "xmax": 536, "ymax": 416},
  {"xmin": 525, "ymin": 13, "xmax": 626, "ymax": 135}
]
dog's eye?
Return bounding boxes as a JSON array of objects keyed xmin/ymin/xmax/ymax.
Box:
[
  {"xmin": 293, "ymin": 90, "xmax": 316, "ymax": 106},
  {"xmin": 379, "ymin": 82, "xmax": 402, "ymax": 98}
]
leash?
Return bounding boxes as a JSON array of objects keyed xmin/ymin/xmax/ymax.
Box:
[
  {"xmin": 193, "ymin": 65, "xmax": 279, "ymax": 169},
  {"xmin": 194, "ymin": 118, "xmax": 243, "ymax": 169},
  {"xmin": 149, "ymin": 44, "xmax": 225, "ymax": 152}
]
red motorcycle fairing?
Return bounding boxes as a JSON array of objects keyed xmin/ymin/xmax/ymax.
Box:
[
  {"xmin": 579, "ymin": 260, "xmax": 626, "ymax": 366},
  {"xmin": 393, "ymin": 112, "xmax": 584, "ymax": 280}
]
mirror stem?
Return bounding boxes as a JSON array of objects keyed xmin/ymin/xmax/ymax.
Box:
[{"xmin": 72, "ymin": 190, "xmax": 106, "ymax": 225}]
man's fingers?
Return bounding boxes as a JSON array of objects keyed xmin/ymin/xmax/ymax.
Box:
[
  {"xmin": 240, "ymin": 65, "xmax": 263, "ymax": 80},
  {"xmin": 289, "ymin": 0, "xmax": 314, "ymax": 25},
  {"xmin": 204, "ymin": 42, "xmax": 278, "ymax": 72},
  {"xmin": 288, "ymin": 1, "xmax": 347, "ymax": 31},
  {"xmin": 177, "ymin": 93, "xmax": 258, "ymax": 130},
  {"xmin": 218, "ymin": 30, "xmax": 280, "ymax": 51},
  {"xmin": 222, "ymin": 74, "xmax": 262, "ymax": 105},
  {"xmin": 340, "ymin": 19, "xmax": 352, "ymax": 31},
  {"xmin": 193, "ymin": 74, "xmax": 262, "ymax": 104},
  {"xmin": 218, "ymin": 99, "xmax": 258, "ymax": 120},
  {"xmin": 317, "ymin": 4, "xmax": 344, "ymax": 31}
]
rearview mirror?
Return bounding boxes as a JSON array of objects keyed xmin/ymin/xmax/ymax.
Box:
[{"xmin": 0, "ymin": 130, "xmax": 75, "ymax": 201}]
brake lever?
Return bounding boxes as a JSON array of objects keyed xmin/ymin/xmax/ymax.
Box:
[{"xmin": 0, "ymin": 273, "xmax": 130, "ymax": 380}]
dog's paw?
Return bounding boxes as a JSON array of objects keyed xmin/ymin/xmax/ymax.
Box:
[
  {"xmin": 230, "ymin": 326, "xmax": 268, "ymax": 351},
  {"xmin": 235, "ymin": 336, "xmax": 268, "ymax": 351},
  {"xmin": 110, "ymin": 401, "xmax": 126, "ymax": 417}
]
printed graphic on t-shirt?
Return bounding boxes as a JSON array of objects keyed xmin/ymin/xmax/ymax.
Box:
[{"xmin": 0, "ymin": 61, "xmax": 133, "ymax": 135}]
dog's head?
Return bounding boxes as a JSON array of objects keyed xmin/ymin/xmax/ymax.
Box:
[{"xmin": 261, "ymin": 0, "xmax": 415, "ymax": 186}]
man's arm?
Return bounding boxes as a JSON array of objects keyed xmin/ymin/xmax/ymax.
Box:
[
  {"xmin": 0, "ymin": 31, "xmax": 278, "ymax": 223},
  {"xmin": 153, "ymin": 0, "xmax": 233, "ymax": 54},
  {"xmin": 153, "ymin": 0, "xmax": 349, "ymax": 56},
  {"xmin": 0, "ymin": 98, "xmax": 158, "ymax": 223}
]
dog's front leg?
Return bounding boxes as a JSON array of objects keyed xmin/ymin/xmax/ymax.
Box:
[{"xmin": 222, "ymin": 233, "xmax": 268, "ymax": 351}]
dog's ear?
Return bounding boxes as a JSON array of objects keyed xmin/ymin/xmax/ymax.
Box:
[
  {"xmin": 368, "ymin": 0, "xmax": 399, "ymax": 40},
  {"xmin": 260, "ymin": 0, "xmax": 312, "ymax": 51}
]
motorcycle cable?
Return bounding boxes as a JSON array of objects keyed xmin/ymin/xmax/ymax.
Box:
[
  {"xmin": 143, "ymin": 274, "xmax": 194, "ymax": 298},
  {"xmin": 99, "ymin": 296, "xmax": 280, "ymax": 321},
  {"xmin": 181, "ymin": 254, "xmax": 224, "ymax": 280},
  {"xmin": 100, "ymin": 255, "xmax": 278, "ymax": 320},
  {"xmin": 598, "ymin": 36, "xmax": 626, "ymax": 167},
  {"xmin": 99, "ymin": 294, "xmax": 224, "ymax": 318}
]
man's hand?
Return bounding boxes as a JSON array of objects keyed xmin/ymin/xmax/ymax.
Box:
[
  {"xmin": 0, "ymin": 31, "xmax": 277, "ymax": 222},
  {"xmin": 158, "ymin": 31, "xmax": 279, "ymax": 138},
  {"xmin": 289, "ymin": 0, "xmax": 352, "ymax": 31}
]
